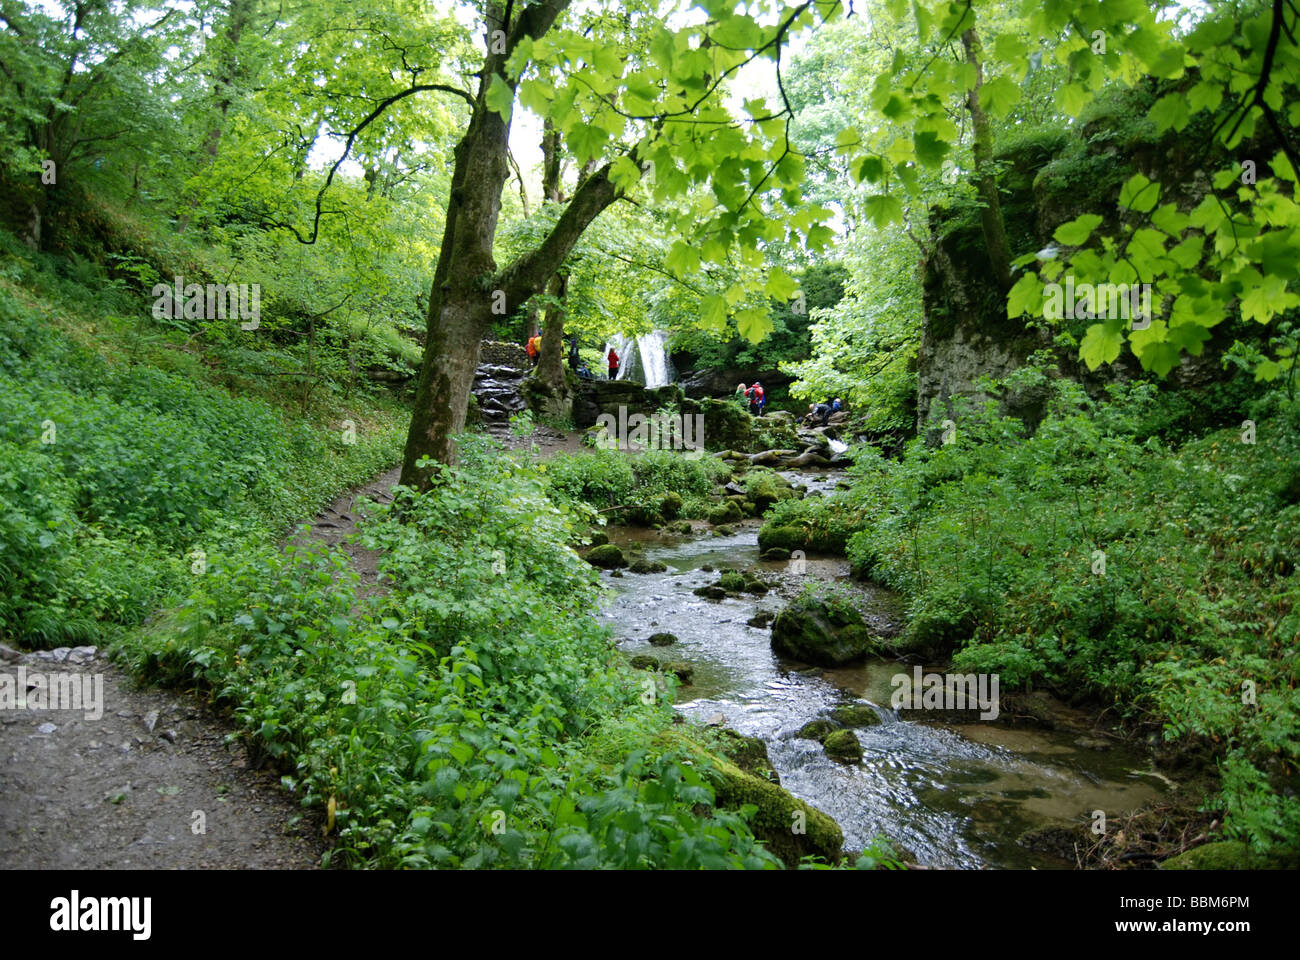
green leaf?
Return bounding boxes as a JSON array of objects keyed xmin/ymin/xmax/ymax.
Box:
[
  {"xmin": 1187, "ymin": 81, "xmax": 1223, "ymax": 115},
  {"xmin": 1053, "ymin": 213, "xmax": 1104, "ymax": 246},
  {"xmin": 913, "ymin": 131, "xmax": 949, "ymax": 167},
  {"xmin": 864, "ymin": 193, "xmax": 903, "ymax": 226},
  {"xmin": 979, "ymin": 75, "xmax": 1022, "ymax": 118},
  {"xmin": 485, "ymin": 74, "xmax": 514, "ymax": 122},
  {"xmin": 1118, "ymin": 173, "xmax": 1160, "ymax": 213},
  {"xmin": 1056, "ymin": 82, "xmax": 1087, "ymax": 117},
  {"xmin": 1150, "ymin": 93, "xmax": 1189, "ymax": 134},
  {"xmin": 735, "ymin": 307, "xmax": 772, "ymax": 343},
  {"xmin": 1079, "ymin": 322, "xmax": 1124, "ymax": 370}
]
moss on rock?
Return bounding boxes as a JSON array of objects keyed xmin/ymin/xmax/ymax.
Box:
[
  {"xmin": 823, "ymin": 729, "xmax": 863, "ymax": 763},
  {"xmin": 585, "ymin": 543, "xmax": 628, "ymax": 569},
  {"xmin": 706, "ymin": 754, "xmax": 843, "ymax": 867}
]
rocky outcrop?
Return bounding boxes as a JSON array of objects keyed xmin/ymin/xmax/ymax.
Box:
[{"xmin": 917, "ymin": 83, "xmax": 1265, "ymax": 436}]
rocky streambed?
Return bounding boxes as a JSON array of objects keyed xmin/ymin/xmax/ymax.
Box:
[{"xmin": 590, "ymin": 501, "xmax": 1170, "ymax": 869}]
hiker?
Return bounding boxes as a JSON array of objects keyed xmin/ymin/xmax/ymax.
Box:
[
  {"xmin": 607, "ymin": 346, "xmax": 620, "ymax": 380},
  {"xmin": 747, "ymin": 381, "xmax": 765, "ymax": 417},
  {"xmin": 736, "ymin": 382, "xmax": 747, "ymax": 396},
  {"xmin": 831, "ymin": 397, "xmax": 843, "ymax": 416},
  {"xmin": 567, "ymin": 335, "xmax": 581, "ymax": 372},
  {"xmin": 526, "ymin": 334, "xmax": 542, "ymax": 366},
  {"xmin": 810, "ymin": 401, "xmax": 831, "ymax": 427}
]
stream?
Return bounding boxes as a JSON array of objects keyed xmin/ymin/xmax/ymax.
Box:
[{"xmin": 596, "ymin": 469, "xmax": 1167, "ymax": 869}]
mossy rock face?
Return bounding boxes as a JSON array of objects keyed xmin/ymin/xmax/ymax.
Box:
[
  {"xmin": 770, "ymin": 593, "xmax": 880, "ymax": 666},
  {"xmin": 707, "ymin": 754, "xmax": 843, "ymax": 868},
  {"xmin": 659, "ymin": 491, "xmax": 684, "ymax": 519},
  {"xmin": 717, "ymin": 570, "xmax": 747, "ymax": 593},
  {"xmin": 1159, "ymin": 841, "xmax": 1263, "ymax": 871},
  {"xmin": 629, "ymin": 558, "xmax": 669, "ymax": 574},
  {"xmin": 758, "ymin": 524, "xmax": 807, "ymax": 553},
  {"xmin": 799, "ymin": 718, "xmax": 838, "ymax": 742},
  {"xmin": 707, "ymin": 500, "xmax": 744, "ymax": 525},
  {"xmin": 646, "ymin": 632, "xmax": 678, "ymax": 646},
  {"xmin": 823, "ymin": 729, "xmax": 863, "ymax": 763},
  {"xmin": 586, "ymin": 543, "xmax": 628, "ymax": 569},
  {"xmin": 831, "ymin": 704, "xmax": 882, "ymax": 727}
]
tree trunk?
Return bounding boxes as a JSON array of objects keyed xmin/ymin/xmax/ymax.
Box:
[
  {"xmin": 535, "ymin": 272, "xmax": 568, "ymax": 388},
  {"xmin": 961, "ymin": 27, "xmax": 1012, "ymax": 291}
]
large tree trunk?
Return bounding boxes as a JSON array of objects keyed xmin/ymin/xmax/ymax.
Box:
[
  {"xmin": 400, "ymin": 0, "xmax": 622, "ymax": 489},
  {"xmin": 399, "ymin": 82, "xmax": 515, "ymax": 486},
  {"xmin": 962, "ymin": 27, "xmax": 1012, "ymax": 291}
]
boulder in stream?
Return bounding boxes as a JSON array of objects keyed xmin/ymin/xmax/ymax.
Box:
[
  {"xmin": 770, "ymin": 592, "xmax": 881, "ymax": 666},
  {"xmin": 585, "ymin": 544, "xmax": 627, "ymax": 569},
  {"xmin": 822, "ymin": 729, "xmax": 863, "ymax": 763}
]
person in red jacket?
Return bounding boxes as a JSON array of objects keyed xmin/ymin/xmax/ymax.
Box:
[
  {"xmin": 526, "ymin": 334, "xmax": 541, "ymax": 365},
  {"xmin": 746, "ymin": 381, "xmax": 765, "ymax": 416},
  {"xmin": 607, "ymin": 347, "xmax": 620, "ymax": 380}
]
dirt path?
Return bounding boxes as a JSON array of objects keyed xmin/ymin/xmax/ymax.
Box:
[
  {"xmin": 0, "ymin": 645, "xmax": 324, "ymax": 869},
  {"xmin": 1, "ymin": 425, "xmax": 586, "ymax": 870}
]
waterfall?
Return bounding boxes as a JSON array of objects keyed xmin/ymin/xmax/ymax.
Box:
[{"xmin": 602, "ymin": 331, "xmax": 675, "ymax": 387}]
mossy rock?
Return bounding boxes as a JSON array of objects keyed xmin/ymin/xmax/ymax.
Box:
[
  {"xmin": 743, "ymin": 577, "xmax": 769, "ymax": 594},
  {"xmin": 715, "ymin": 729, "xmax": 780, "ymax": 784},
  {"xmin": 587, "ymin": 530, "xmax": 610, "ymax": 547},
  {"xmin": 664, "ymin": 661, "xmax": 694, "ymax": 684},
  {"xmin": 831, "ymin": 704, "xmax": 882, "ymax": 727},
  {"xmin": 629, "ymin": 654, "xmax": 659, "ymax": 670},
  {"xmin": 717, "ymin": 570, "xmax": 747, "ymax": 593},
  {"xmin": 747, "ymin": 476, "xmax": 796, "ymax": 513},
  {"xmin": 706, "ymin": 754, "xmax": 843, "ymax": 867},
  {"xmin": 659, "ymin": 491, "xmax": 684, "ymax": 520},
  {"xmin": 758, "ymin": 524, "xmax": 807, "ymax": 552},
  {"xmin": 629, "ymin": 557, "xmax": 669, "ymax": 574},
  {"xmin": 798, "ymin": 718, "xmax": 838, "ymax": 742},
  {"xmin": 747, "ymin": 610, "xmax": 776, "ymax": 628},
  {"xmin": 770, "ymin": 593, "xmax": 881, "ymax": 666},
  {"xmin": 707, "ymin": 500, "xmax": 743, "ymax": 525},
  {"xmin": 1159, "ymin": 841, "xmax": 1266, "ymax": 870},
  {"xmin": 760, "ymin": 547, "xmax": 792, "ymax": 561},
  {"xmin": 823, "ymin": 729, "xmax": 863, "ymax": 763},
  {"xmin": 713, "ymin": 524, "xmax": 736, "ymax": 536},
  {"xmin": 693, "ymin": 584, "xmax": 728, "ymax": 600},
  {"xmin": 586, "ymin": 543, "xmax": 627, "ymax": 569},
  {"xmin": 646, "ymin": 632, "xmax": 678, "ymax": 646}
]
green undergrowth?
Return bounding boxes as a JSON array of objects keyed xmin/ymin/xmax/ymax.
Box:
[
  {"xmin": 117, "ymin": 439, "xmax": 788, "ymax": 868},
  {"xmin": 543, "ymin": 447, "xmax": 732, "ymax": 522},
  {"xmin": 0, "ymin": 237, "xmax": 406, "ymax": 647},
  {"xmin": 836, "ymin": 375, "xmax": 1300, "ymax": 856}
]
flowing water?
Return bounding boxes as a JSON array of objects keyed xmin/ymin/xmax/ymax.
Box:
[
  {"xmin": 603, "ymin": 331, "xmax": 675, "ymax": 388},
  {"xmin": 596, "ymin": 479, "xmax": 1166, "ymax": 868}
]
